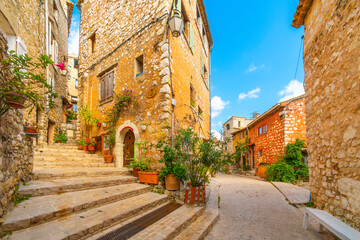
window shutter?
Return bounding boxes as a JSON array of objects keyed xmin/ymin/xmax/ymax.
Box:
[
  {"xmin": 206, "ymin": 71, "xmax": 210, "ymax": 87},
  {"xmin": 54, "ymin": 40, "xmax": 58, "ymax": 64},
  {"xmin": 47, "ymin": 21, "xmax": 52, "ymax": 55},
  {"xmin": 201, "ymin": 55, "xmax": 204, "ymax": 78},
  {"xmin": 109, "ymin": 71, "xmax": 114, "ymax": 97},
  {"xmin": 189, "ymin": 23, "xmax": 194, "ymax": 53},
  {"xmin": 100, "ymin": 77, "xmax": 105, "ymax": 101},
  {"xmin": 16, "ymin": 38, "xmax": 27, "ymax": 55}
]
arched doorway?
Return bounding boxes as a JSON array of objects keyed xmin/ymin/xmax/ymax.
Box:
[{"xmin": 123, "ymin": 130, "xmax": 135, "ymax": 166}]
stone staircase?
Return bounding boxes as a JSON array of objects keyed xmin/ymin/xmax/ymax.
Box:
[{"xmin": 1, "ymin": 144, "xmax": 219, "ymax": 240}]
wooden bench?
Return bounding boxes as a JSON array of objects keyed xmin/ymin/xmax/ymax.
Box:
[{"xmin": 303, "ymin": 207, "xmax": 360, "ymax": 240}]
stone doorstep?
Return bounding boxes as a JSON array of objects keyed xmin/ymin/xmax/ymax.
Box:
[
  {"xmin": 39, "ymin": 145, "xmax": 79, "ymax": 149},
  {"xmin": 18, "ymin": 176, "xmax": 137, "ymax": 197},
  {"xmin": 3, "ymin": 183, "xmax": 150, "ymax": 232},
  {"xmin": 34, "ymin": 162, "xmax": 115, "ymax": 168},
  {"xmin": 8, "ymin": 192, "xmax": 168, "ymax": 240},
  {"xmin": 34, "ymin": 158, "xmax": 106, "ymax": 164},
  {"xmin": 35, "ymin": 154, "xmax": 104, "ymax": 159},
  {"xmin": 129, "ymin": 205, "xmax": 204, "ymax": 240},
  {"xmin": 33, "ymin": 168, "xmax": 132, "ymax": 180}
]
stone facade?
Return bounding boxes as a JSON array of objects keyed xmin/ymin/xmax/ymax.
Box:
[
  {"xmin": 0, "ymin": 0, "xmax": 73, "ymax": 146},
  {"xmin": 248, "ymin": 95, "xmax": 306, "ymax": 171},
  {"xmin": 0, "ymin": 32, "xmax": 33, "ymax": 219},
  {"xmin": 223, "ymin": 116, "xmax": 252, "ymax": 153},
  {"xmin": 77, "ymin": 0, "xmax": 212, "ymax": 167},
  {"xmin": 293, "ymin": 0, "xmax": 360, "ymax": 230}
]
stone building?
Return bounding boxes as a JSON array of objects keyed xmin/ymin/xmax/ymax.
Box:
[
  {"xmin": 222, "ymin": 116, "xmax": 253, "ymax": 153},
  {"xmin": 247, "ymin": 95, "xmax": 306, "ymax": 172},
  {"xmin": 232, "ymin": 127, "xmax": 251, "ymax": 168},
  {"xmin": 67, "ymin": 54, "xmax": 79, "ymax": 112},
  {"xmin": 0, "ymin": 0, "xmax": 73, "ymax": 146},
  {"xmin": 292, "ymin": 0, "xmax": 360, "ymax": 230},
  {"xmin": 77, "ymin": 0, "xmax": 212, "ymax": 167}
]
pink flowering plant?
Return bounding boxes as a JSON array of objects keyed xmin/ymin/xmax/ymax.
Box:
[
  {"xmin": 85, "ymin": 137, "xmax": 96, "ymax": 146},
  {"xmin": 0, "ymin": 51, "xmax": 59, "ymax": 115},
  {"xmin": 104, "ymin": 89, "xmax": 139, "ymax": 149}
]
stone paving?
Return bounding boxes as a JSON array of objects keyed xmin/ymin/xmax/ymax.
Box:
[
  {"xmin": 205, "ymin": 174, "xmax": 324, "ymax": 240},
  {"xmin": 272, "ymin": 181, "xmax": 311, "ymax": 205}
]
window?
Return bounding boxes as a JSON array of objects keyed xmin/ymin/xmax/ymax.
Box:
[
  {"xmin": 182, "ymin": 2, "xmax": 194, "ymax": 53},
  {"xmin": 89, "ymin": 33, "xmax": 96, "ymax": 53},
  {"xmin": 238, "ymin": 121, "xmax": 241, "ymax": 128},
  {"xmin": 258, "ymin": 150, "xmax": 263, "ymax": 157},
  {"xmin": 190, "ymin": 84, "xmax": 196, "ymax": 108},
  {"xmin": 74, "ymin": 59, "xmax": 79, "ymax": 68},
  {"xmin": 198, "ymin": 106, "xmax": 203, "ymax": 119},
  {"xmin": 258, "ymin": 124, "xmax": 267, "ymax": 135},
  {"xmin": 73, "ymin": 104, "xmax": 78, "ymax": 112},
  {"xmin": 135, "ymin": 55, "xmax": 144, "ymax": 77},
  {"xmin": 258, "ymin": 126, "xmax": 262, "ymax": 135},
  {"xmin": 100, "ymin": 69, "xmax": 114, "ymax": 102},
  {"xmin": 201, "ymin": 55, "xmax": 209, "ymax": 86},
  {"xmin": 75, "ymin": 79, "xmax": 78, "ymax": 89},
  {"xmin": 226, "ymin": 124, "xmax": 230, "ymax": 130}
]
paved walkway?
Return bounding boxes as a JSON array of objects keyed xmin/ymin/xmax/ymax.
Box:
[
  {"xmin": 272, "ymin": 181, "xmax": 311, "ymax": 205},
  {"xmin": 205, "ymin": 174, "xmax": 324, "ymax": 240}
]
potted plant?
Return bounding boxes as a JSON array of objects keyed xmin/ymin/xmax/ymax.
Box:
[
  {"xmin": 78, "ymin": 139, "xmax": 85, "ymax": 150},
  {"xmin": 54, "ymin": 132, "xmax": 67, "ymax": 143},
  {"xmin": 129, "ymin": 159, "xmax": 141, "ymax": 177},
  {"xmin": 138, "ymin": 159, "xmax": 159, "ymax": 185},
  {"xmin": 104, "ymin": 134, "xmax": 115, "ymax": 163},
  {"xmin": 157, "ymin": 143, "xmax": 187, "ymax": 190},
  {"xmin": 24, "ymin": 121, "xmax": 39, "ymax": 134},
  {"xmin": 86, "ymin": 138, "xmax": 96, "ymax": 153}
]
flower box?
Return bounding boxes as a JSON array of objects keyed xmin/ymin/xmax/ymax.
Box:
[{"xmin": 138, "ymin": 172, "xmax": 159, "ymax": 185}]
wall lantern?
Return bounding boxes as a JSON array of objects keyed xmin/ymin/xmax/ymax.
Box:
[{"xmin": 169, "ymin": 9, "xmax": 184, "ymax": 37}]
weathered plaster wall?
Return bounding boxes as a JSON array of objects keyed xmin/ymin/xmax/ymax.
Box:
[
  {"xmin": 0, "ymin": 32, "xmax": 33, "ymax": 219},
  {"xmin": 301, "ymin": 0, "xmax": 360, "ymax": 229}
]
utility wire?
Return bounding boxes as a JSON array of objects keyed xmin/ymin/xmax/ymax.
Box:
[{"xmin": 290, "ymin": 35, "xmax": 304, "ymax": 96}]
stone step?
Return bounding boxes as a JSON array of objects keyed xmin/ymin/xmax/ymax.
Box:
[
  {"xmin": 39, "ymin": 144, "xmax": 79, "ymax": 150},
  {"xmin": 173, "ymin": 208, "xmax": 219, "ymax": 240},
  {"xmin": 18, "ymin": 176, "xmax": 137, "ymax": 197},
  {"xmin": 34, "ymin": 162, "xmax": 114, "ymax": 168},
  {"xmin": 35, "ymin": 152, "xmax": 104, "ymax": 158},
  {"xmin": 7, "ymin": 192, "xmax": 168, "ymax": 240},
  {"xmin": 33, "ymin": 168, "xmax": 131, "ymax": 179},
  {"xmin": 34, "ymin": 157, "xmax": 104, "ymax": 164},
  {"xmin": 3, "ymin": 183, "xmax": 150, "ymax": 231},
  {"xmin": 129, "ymin": 205, "xmax": 204, "ymax": 240}
]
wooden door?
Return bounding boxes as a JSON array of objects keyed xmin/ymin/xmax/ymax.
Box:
[{"xmin": 123, "ymin": 131, "xmax": 135, "ymax": 166}]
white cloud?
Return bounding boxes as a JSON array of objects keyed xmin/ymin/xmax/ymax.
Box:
[
  {"xmin": 211, "ymin": 96, "xmax": 229, "ymax": 118},
  {"xmin": 238, "ymin": 87, "xmax": 261, "ymax": 100},
  {"xmin": 211, "ymin": 130, "xmax": 222, "ymax": 140},
  {"xmin": 246, "ymin": 64, "xmax": 265, "ymax": 73},
  {"xmin": 279, "ymin": 79, "xmax": 305, "ymax": 102},
  {"xmin": 211, "ymin": 121, "xmax": 222, "ymax": 128},
  {"xmin": 68, "ymin": 19, "xmax": 80, "ymax": 55}
]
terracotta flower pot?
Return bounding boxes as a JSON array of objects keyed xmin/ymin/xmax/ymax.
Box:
[
  {"xmin": 165, "ymin": 174, "xmax": 180, "ymax": 190},
  {"xmin": 56, "ymin": 140, "xmax": 61, "ymax": 143},
  {"xmin": 104, "ymin": 155, "xmax": 113, "ymax": 163},
  {"xmin": 138, "ymin": 172, "xmax": 159, "ymax": 185},
  {"xmin": 97, "ymin": 122, "xmax": 101, "ymax": 127},
  {"xmin": 133, "ymin": 168, "xmax": 140, "ymax": 177},
  {"xmin": 258, "ymin": 164, "xmax": 268, "ymax": 178},
  {"xmin": 83, "ymin": 145, "xmax": 88, "ymax": 151},
  {"xmin": 3, "ymin": 90, "xmax": 26, "ymax": 109},
  {"xmin": 78, "ymin": 145, "xmax": 83, "ymax": 150},
  {"xmin": 88, "ymin": 145, "xmax": 95, "ymax": 152},
  {"xmin": 102, "ymin": 149, "xmax": 109, "ymax": 155},
  {"xmin": 25, "ymin": 126, "xmax": 37, "ymax": 133}
]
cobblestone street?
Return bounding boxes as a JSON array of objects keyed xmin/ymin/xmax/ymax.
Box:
[{"xmin": 206, "ymin": 174, "xmax": 324, "ymax": 240}]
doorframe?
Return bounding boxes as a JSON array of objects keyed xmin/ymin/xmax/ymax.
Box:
[{"xmin": 114, "ymin": 121, "xmax": 140, "ymax": 168}]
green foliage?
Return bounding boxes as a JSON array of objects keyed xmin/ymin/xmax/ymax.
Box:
[
  {"xmin": 265, "ymin": 160, "xmax": 295, "ymax": 183},
  {"xmin": 305, "ymin": 201, "xmax": 312, "ymax": 207},
  {"xmin": 78, "ymin": 139, "xmax": 85, "ymax": 146},
  {"xmin": 104, "ymin": 90, "xmax": 139, "ymax": 149},
  {"xmin": 66, "ymin": 110, "xmax": 77, "ymax": 120},
  {"xmin": 54, "ymin": 132, "xmax": 68, "ymax": 143},
  {"xmin": 0, "ymin": 51, "xmax": 58, "ymax": 116},
  {"xmin": 13, "ymin": 195, "xmax": 30, "ymax": 205},
  {"xmin": 234, "ymin": 138, "xmax": 250, "ymax": 166},
  {"xmin": 242, "ymin": 165, "xmax": 251, "ymax": 171},
  {"xmin": 0, "ymin": 231, "xmax": 12, "ymax": 238},
  {"xmin": 283, "ymin": 139, "xmax": 308, "ymax": 180},
  {"xmin": 130, "ymin": 158, "xmax": 151, "ymax": 171},
  {"xmin": 78, "ymin": 105, "xmax": 98, "ymax": 126},
  {"xmin": 150, "ymin": 185, "xmax": 164, "ymax": 194}
]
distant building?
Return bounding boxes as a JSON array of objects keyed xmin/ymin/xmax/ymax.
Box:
[
  {"xmin": 293, "ymin": 0, "xmax": 360, "ymax": 230},
  {"xmin": 247, "ymin": 95, "xmax": 306, "ymax": 171},
  {"xmin": 222, "ymin": 116, "xmax": 252, "ymax": 153},
  {"xmin": 232, "ymin": 127, "xmax": 250, "ymax": 168},
  {"xmin": 67, "ymin": 54, "xmax": 79, "ymax": 112}
]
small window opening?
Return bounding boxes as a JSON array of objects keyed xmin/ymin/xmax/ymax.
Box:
[
  {"xmin": 135, "ymin": 55, "xmax": 144, "ymax": 77},
  {"xmin": 226, "ymin": 124, "xmax": 230, "ymax": 130},
  {"xmin": 198, "ymin": 106, "xmax": 203, "ymax": 119},
  {"xmin": 89, "ymin": 33, "xmax": 96, "ymax": 53},
  {"xmin": 258, "ymin": 150, "xmax": 263, "ymax": 157},
  {"xmin": 190, "ymin": 85, "xmax": 196, "ymax": 108}
]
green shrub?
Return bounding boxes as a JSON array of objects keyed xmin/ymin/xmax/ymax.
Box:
[
  {"xmin": 283, "ymin": 139, "xmax": 309, "ymax": 180},
  {"xmin": 54, "ymin": 132, "xmax": 67, "ymax": 143},
  {"xmin": 265, "ymin": 161, "xmax": 295, "ymax": 183}
]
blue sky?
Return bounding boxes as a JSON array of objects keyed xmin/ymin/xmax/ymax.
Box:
[{"xmin": 68, "ymin": 0, "xmax": 305, "ymax": 137}]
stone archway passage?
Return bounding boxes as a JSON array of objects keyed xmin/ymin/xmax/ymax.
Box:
[{"xmin": 123, "ymin": 130, "xmax": 135, "ymax": 166}]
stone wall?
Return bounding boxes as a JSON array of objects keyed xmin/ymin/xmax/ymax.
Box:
[
  {"xmin": 293, "ymin": 0, "xmax": 360, "ymax": 230},
  {"xmin": 0, "ymin": 32, "xmax": 33, "ymax": 219},
  {"xmin": 223, "ymin": 116, "xmax": 253, "ymax": 153},
  {"xmin": 284, "ymin": 97, "xmax": 306, "ymax": 146},
  {"xmin": 77, "ymin": 0, "xmax": 212, "ymax": 166}
]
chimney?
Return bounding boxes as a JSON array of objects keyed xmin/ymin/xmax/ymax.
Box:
[{"xmin": 253, "ymin": 112, "xmax": 260, "ymax": 119}]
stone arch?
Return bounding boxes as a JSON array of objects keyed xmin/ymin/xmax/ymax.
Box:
[{"xmin": 113, "ymin": 121, "xmax": 140, "ymax": 168}]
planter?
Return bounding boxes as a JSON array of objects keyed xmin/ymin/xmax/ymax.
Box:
[
  {"xmin": 258, "ymin": 164, "xmax": 268, "ymax": 178},
  {"xmin": 184, "ymin": 183, "xmax": 206, "ymax": 205},
  {"xmin": 165, "ymin": 174, "xmax": 180, "ymax": 190},
  {"xmin": 104, "ymin": 155, "xmax": 113, "ymax": 163},
  {"xmin": 83, "ymin": 145, "xmax": 88, "ymax": 151},
  {"xmin": 133, "ymin": 168, "xmax": 140, "ymax": 177},
  {"xmin": 97, "ymin": 122, "xmax": 101, "ymax": 127},
  {"xmin": 102, "ymin": 149, "xmax": 109, "ymax": 155},
  {"xmin": 25, "ymin": 126, "xmax": 37, "ymax": 134},
  {"xmin": 138, "ymin": 172, "xmax": 159, "ymax": 185},
  {"xmin": 78, "ymin": 145, "xmax": 83, "ymax": 150},
  {"xmin": 3, "ymin": 91, "xmax": 26, "ymax": 109},
  {"xmin": 88, "ymin": 145, "xmax": 95, "ymax": 152},
  {"xmin": 56, "ymin": 140, "xmax": 61, "ymax": 143}
]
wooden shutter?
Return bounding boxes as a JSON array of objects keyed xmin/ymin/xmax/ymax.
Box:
[
  {"xmin": 54, "ymin": 40, "xmax": 58, "ymax": 64},
  {"xmin": 108, "ymin": 71, "xmax": 114, "ymax": 98},
  {"xmin": 100, "ymin": 76, "xmax": 105, "ymax": 101},
  {"xmin": 201, "ymin": 55, "xmax": 204, "ymax": 78},
  {"xmin": 189, "ymin": 23, "xmax": 194, "ymax": 53}
]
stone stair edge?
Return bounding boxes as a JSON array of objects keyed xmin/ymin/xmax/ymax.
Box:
[
  {"xmin": 2, "ymin": 184, "xmax": 151, "ymax": 232},
  {"xmin": 7, "ymin": 192, "xmax": 168, "ymax": 240}
]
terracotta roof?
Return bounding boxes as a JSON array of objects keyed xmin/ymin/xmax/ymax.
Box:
[{"xmin": 292, "ymin": 0, "xmax": 313, "ymax": 28}]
